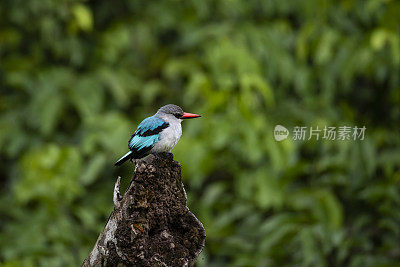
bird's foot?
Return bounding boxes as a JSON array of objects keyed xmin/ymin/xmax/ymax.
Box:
[{"xmin": 130, "ymin": 158, "xmax": 139, "ymax": 165}]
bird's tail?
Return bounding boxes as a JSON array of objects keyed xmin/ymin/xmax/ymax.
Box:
[{"xmin": 114, "ymin": 151, "xmax": 133, "ymax": 166}]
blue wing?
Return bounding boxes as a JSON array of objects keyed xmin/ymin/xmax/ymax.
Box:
[{"xmin": 128, "ymin": 116, "xmax": 169, "ymax": 157}]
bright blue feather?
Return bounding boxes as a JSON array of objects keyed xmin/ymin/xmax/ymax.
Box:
[
  {"xmin": 129, "ymin": 134, "xmax": 159, "ymax": 150},
  {"xmin": 136, "ymin": 116, "xmax": 166, "ymax": 135},
  {"xmin": 128, "ymin": 115, "xmax": 169, "ymax": 151}
]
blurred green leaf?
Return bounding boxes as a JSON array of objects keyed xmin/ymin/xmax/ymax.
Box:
[
  {"xmin": 1, "ymin": 0, "xmax": 399, "ymax": 265},
  {"xmin": 71, "ymin": 4, "xmax": 93, "ymax": 32}
]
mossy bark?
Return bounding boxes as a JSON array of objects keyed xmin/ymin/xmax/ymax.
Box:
[{"xmin": 82, "ymin": 153, "xmax": 205, "ymax": 267}]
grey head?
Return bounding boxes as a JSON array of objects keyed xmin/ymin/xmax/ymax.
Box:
[{"xmin": 156, "ymin": 104, "xmax": 184, "ymax": 119}]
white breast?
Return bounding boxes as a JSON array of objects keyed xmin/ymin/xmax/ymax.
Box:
[{"xmin": 151, "ymin": 117, "xmax": 182, "ymax": 153}]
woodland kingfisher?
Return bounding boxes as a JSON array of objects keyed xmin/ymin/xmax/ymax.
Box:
[{"xmin": 114, "ymin": 104, "xmax": 201, "ymax": 166}]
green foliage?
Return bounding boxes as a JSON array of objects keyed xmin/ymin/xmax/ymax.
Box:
[{"xmin": 1, "ymin": 0, "xmax": 399, "ymax": 266}]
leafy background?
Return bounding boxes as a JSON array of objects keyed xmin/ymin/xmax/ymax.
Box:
[{"xmin": 1, "ymin": 0, "xmax": 400, "ymax": 266}]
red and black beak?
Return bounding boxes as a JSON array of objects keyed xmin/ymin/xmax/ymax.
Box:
[{"xmin": 181, "ymin": 112, "xmax": 201, "ymax": 119}]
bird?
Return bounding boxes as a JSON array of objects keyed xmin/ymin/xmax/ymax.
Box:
[{"xmin": 114, "ymin": 104, "xmax": 201, "ymax": 166}]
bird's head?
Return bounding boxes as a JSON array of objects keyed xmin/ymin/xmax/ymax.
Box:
[{"xmin": 157, "ymin": 104, "xmax": 201, "ymax": 122}]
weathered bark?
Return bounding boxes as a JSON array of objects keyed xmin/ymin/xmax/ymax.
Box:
[{"xmin": 83, "ymin": 153, "xmax": 205, "ymax": 267}]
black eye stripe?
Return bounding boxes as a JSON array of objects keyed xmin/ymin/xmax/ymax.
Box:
[{"xmin": 174, "ymin": 113, "xmax": 181, "ymax": 119}]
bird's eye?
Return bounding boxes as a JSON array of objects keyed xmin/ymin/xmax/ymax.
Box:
[{"xmin": 174, "ymin": 113, "xmax": 181, "ymax": 119}]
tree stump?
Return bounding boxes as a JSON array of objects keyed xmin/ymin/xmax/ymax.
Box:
[{"xmin": 82, "ymin": 153, "xmax": 205, "ymax": 267}]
